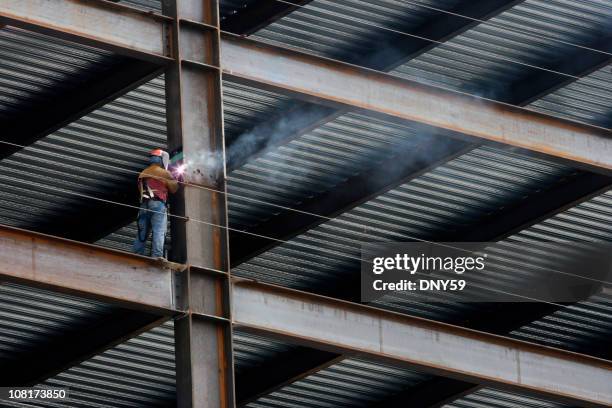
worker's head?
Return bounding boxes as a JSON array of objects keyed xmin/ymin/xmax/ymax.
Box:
[{"xmin": 149, "ymin": 148, "xmax": 169, "ymax": 169}]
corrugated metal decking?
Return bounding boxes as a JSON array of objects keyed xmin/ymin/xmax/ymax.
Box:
[{"xmin": 0, "ymin": 0, "xmax": 610, "ymax": 407}]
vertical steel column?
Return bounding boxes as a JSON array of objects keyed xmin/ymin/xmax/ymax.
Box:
[{"xmin": 163, "ymin": 0, "xmax": 234, "ymax": 406}]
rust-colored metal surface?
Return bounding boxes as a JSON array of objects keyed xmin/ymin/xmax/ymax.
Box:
[
  {"xmin": 2, "ymin": 1, "xmax": 609, "ymax": 172},
  {"xmin": 0, "ymin": 224, "xmax": 177, "ymax": 313},
  {"xmin": 0, "ymin": 0, "xmax": 170, "ymax": 62},
  {"xmin": 231, "ymin": 279, "xmax": 612, "ymax": 408},
  {"xmin": 220, "ymin": 34, "xmax": 612, "ymax": 172},
  {"xmin": 165, "ymin": 0, "xmax": 235, "ymax": 406}
]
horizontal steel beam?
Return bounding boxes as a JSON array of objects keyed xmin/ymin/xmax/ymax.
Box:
[
  {"xmin": 4, "ymin": 3, "xmax": 609, "ymax": 171},
  {"xmin": 220, "ymin": 35, "xmax": 612, "ymax": 172},
  {"xmin": 231, "ymin": 280, "xmax": 612, "ymax": 407},
  {"xmin": 0, "ymin": 225, "xmax": 178, "ymax": 314},
  {"xmin": 0, "ymin": 0, "xmax": 170, "ymax": 63},
  {"xmin": 226, "ymin": 0, "xmax": 522, "ymax": 171}
]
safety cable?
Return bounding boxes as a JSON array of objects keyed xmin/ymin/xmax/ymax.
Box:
[
  {"xmin": 381, "ymin": 284, "xmax": 570, "ymax": 309},
  {"xmin": 0, "ymin": 139, "xmax": 610, "ymax": 289},
  {"xmin": 30, "ymin": 182, "xmax": 612, "ymax": 308},
  {"xmin": 2, "ymin": 160, "xmax": 610, "ymax": 307},
  {"xmin": 256, "ymin": 0, "xmax": 610, "ymax": 81},
  {"xmin": 6, "ymin": 177, "xmax": 602, "ymax": 308},
  {"xmin": 0, "ymin": 138, "xmax": 606, "ymax": 281},
  {"xmin": 0, "ymin": 139, "xmax": 345, "ymax": 222},
  {"xmin": 395, "ymin": 0, "xmax": 612, "ymax": 57},
  {"xmin": 218, "ymin": 25, "xmax": 612, "ymax": 131}
]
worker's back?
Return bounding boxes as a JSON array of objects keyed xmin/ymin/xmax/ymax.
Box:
[
  {"xmin": 139, "ymin": 164, "xmax": 179, "ymax": 202},
  {"xmin": 133, "ymin": 149, "xmax": 179, "ymax": 259}
]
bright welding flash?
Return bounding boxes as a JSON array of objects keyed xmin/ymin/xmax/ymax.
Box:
[{"xmin": 175, "ymin": 163, "xmax": 187, "ymax": 177}]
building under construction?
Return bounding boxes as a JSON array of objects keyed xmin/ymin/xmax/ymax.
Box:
[{"xmin": 0, "ymin": 0, "xmax": 610, "ymax": 407}]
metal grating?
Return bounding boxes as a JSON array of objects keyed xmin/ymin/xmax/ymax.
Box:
[
  {"xmin": 0, "ymin": 324, "xmax": 311, "ymax": 407},
  {"xmin": 38, "ymin": 322, "xmax": 176, "ymax": 408},
  {"xmin": 233, "ymin": 331, "xmax": 300, "ymax": 375},
  {"xmin": 250, "ymin": 0, "xmax": 612, "ymax": 127},
  {"xmin": 529, "ymin": 62, "xmax": 612, "ymax": 128},
  {"xmin": 228, "ymin": 113, "xmax": 437, "ymax": 229},
  {"xmin": 233, "ymin": 145, "xmax": 575, "ymax": 289},
  {"xmin": 0, "ymin": 320, "xmax": 175, "ymax": 408},
  {"xmin": 508, "ymin": 190, "xmax": 612, "ymax": 354},
  {"xmin": 252, "ymin": 0, "xmax": 463, "ymax": 60},
  {"xmin": 512, "ymin": 292, "xmax": 612, "ymax": 355},
  {"xmin": 0, "ymin": 284, "xmax": 118, "ymax": 363},
  {"xmin": 0, "ymin": 27, "xmax": 119, "ymax": 121},
  {"xmin": 0, "ymin": 2, "xmax": 609, "ymax": 408},
  {"xmin": 246, "ymin": 358, "xmax": 430, "ymax": 408},
  {"xmin": 223, "ymin": 81, "xmax": 295, "ymax": 145},
  {"xmin": 117, "ymin": 0, "xmax": 162, "ymax": 13},
  {"xmin": 0, "ymin": 74, "xmax": 167, "ymax": 231},
  {"xmin": 392, "ymin": 0, "xmax": 611, "ymax": 96},
  {"xmin": 444, "ymin": 387, "xmax": 571, "ymax": 408}
]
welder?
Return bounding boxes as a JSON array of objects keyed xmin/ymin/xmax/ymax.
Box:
[{"xmin": 133, "ymin": 148, "xmax": 179, "ymax": 259}]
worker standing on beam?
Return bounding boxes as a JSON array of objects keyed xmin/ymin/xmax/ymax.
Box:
[{"xmin": 133, "ymin": 148, "xmax": 179, "ymax": 259}]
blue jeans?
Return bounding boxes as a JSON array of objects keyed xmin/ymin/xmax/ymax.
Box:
[{"xmin": 133, "ymin": 200, "xmax": 167, "ymax": 258}]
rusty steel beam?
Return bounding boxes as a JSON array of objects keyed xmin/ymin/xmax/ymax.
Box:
[
  {"xmin": 228, "ymin": 20, "xmax": 610, "ymax": 266},
  {"xmin": 4, "ymin": 2, "xmax": 609, "ymax": 171},
  {"xmin": 226, "ymin": 0, "xmax": 523, "ymax": 171},
  {"xmin": 0, "ymin": 224, "xmax": 178, "ymax": 314},
  {"xmin": 163, "ymin": 0, "xmax": 235, "ymax": 406},
  {"xmin": 220, "ymin": 35, "xmax": 612, "ymax": 172},
  {"xmin": 174, "ymin": 268, "xmax": 234, "ymax": 408},
  {"xmin": 231, "ymin": 280, "xmax": 612, "ymax": 408},
  {"xmin": 0, "ymin": 0, "xmax": 170, "ymax": 63},
  {"xmin": 3, "ymin": 2, "xmax": 609, "ymax": 172}
]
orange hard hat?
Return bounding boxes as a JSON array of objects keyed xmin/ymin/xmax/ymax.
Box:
[
  {"xmin": 150, "ymin": 148, "xmax": 166, "ymax": 157},
  {"xmin": 149, "ymin": 148, "xmax": 170, "ymax": 169}
]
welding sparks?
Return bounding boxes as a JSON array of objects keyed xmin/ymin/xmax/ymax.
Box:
[{"xmin": 174, "ymin": 163, "xmax": 187, "ymax": 177}]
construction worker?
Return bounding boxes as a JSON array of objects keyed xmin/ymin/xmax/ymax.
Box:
[{"xmin": 133, "ymin": 148, "xmax": 179, "ymax": 258}]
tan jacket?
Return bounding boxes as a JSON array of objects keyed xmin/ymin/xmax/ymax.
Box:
[{"xmin": 138, "ymin": 164, "xmax": 179, "ymax": 196}]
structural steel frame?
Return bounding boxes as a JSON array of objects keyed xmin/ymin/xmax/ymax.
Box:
[
  {"xmin": 0, "ymin": 0, "xmax": 171, "ymax": 62},
  {"xmin": 220, "ymin": 35, "xmax": 612, "ymax": 172},
  {"xmin": 0, "ymin": 1, "xmax": 611, "ymax": 172},
  {"xmin": 0, "ymin": 224, "xmax": 177, "ymax": 314},
  {"xmin": 0, "ymin": 221, "xmax": 610, "ymax": 406},
  {"xmin": 163, "ymin": 1, "xmax": 235, "ymax": 407},
  {"xmin": 231, "ymin": 280, "xmax": 612, "ymax": 408},
  {"xmin": 0, "ymin": 1, "xmax": 611, "ymax": 407}
]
